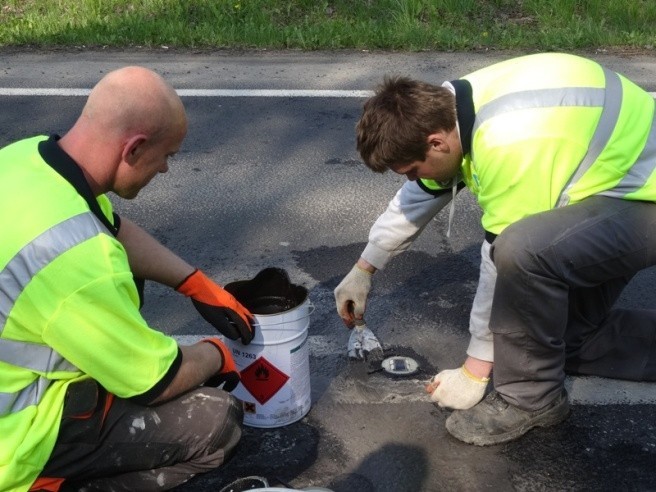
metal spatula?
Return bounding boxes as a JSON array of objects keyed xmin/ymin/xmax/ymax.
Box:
[{"xmin": 348, "ymin": 319, "xmax": 384, "ymax": 362}]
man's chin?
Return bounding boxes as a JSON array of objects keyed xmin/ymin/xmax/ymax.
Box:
[{"xmin": 115, "ymin": 189, "xmax": 140, "ymax": 200}]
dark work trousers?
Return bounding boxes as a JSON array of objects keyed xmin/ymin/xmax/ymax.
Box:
[
  {"xmin": 490, "ymin": 196, "xmax": 656, "ymax": 410},
  {"xmin": 37, "ymin": 379, "xmax": 243, "ymax": 491}
]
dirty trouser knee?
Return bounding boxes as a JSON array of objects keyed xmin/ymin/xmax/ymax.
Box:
[
  {"xmin": 489, "ymin": 196, "xmax": 656, "ymax": 410},
  {"xmin": 39, "ymin": 380, "xmax": 243, "ymax": 491},
  {"xmin": 564, "ymin": 300, "xmax": 656, "ymax": 380}
]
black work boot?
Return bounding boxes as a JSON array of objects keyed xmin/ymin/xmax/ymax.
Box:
[{"xmin": 445, "ymin": 389, "xmax": 570, "ymax": 446}]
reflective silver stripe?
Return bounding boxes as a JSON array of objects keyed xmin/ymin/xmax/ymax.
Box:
[
  {"xmin": 0, "ymin": 337, "xmax": 78, "ymax": 373},
  {"xmin": 557, "ymin": 67, "xmax": 623, "ymax": 206},
  {"xmin": 0, "ymin": 212, "xmax": 105, "ymax": 415},
  {"xmin": 470, "ymin": 67, "xmax": 623, "ymax": 208},
  {"xmin": 0, "ymin": 212, "xmax": 108, "ymax": 334},
  {"xmin": 474, "ymin": 87, "xmax": 605, "ymax": 139},
  {"xmin": 0, "ymin": 376, "xmax": 50, "ymax": 417},
  {"xmin": 602, "ymin": 110, "xmax": 656, "ymax": 198},
  {"xmin": 0, "ymin": 340, "xmax": 79, "ymax": 414}
]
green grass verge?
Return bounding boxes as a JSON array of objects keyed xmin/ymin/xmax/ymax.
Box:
[{"xmin": 1, "ymin": 0, "xmax": 655, "ymax": 51}]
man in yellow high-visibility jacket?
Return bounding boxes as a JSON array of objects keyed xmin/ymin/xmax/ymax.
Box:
[
  {"xmin": 0, "ymin": 67, "xmax": 255, "ymax": 491},
  {"xmin": 335, "ymin": 53, "xmax": 656, "ymax": 446}
]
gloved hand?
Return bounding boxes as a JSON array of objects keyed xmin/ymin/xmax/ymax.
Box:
[
  {"xmin": 426, "ymin": 366, "xmax": 489, "ymax": 410},
  {"xmin": 201, "ymin": 337, "xmax": 241, "ymax": 392},
  {"xmin": 177, "ymin": 269, "xmax": 255, "ymax": 344},
  {"xmin": 334, "ymin": 264, "xmax": 372, "ymax": 326}
]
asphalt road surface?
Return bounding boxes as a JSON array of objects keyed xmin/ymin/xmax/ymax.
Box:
[{"xmin": 1, "ymin": 48, "xmax": 656, "ymax": 492}]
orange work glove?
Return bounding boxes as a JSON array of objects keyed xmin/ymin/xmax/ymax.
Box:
[
  {"xmin": 177, "ymin": 269, "xmax": 255, "ymax": 344},
  {"xmin": 202, "ymin": 337, "xmax": 241, "ymax": 392}
]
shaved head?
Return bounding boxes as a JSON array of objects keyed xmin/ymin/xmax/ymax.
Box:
[
  {"xmin": 59, "ymin": 66, "xmax": 188, "ymax": 196},
  {"xmin": 82, "ymin": 66, "xmax": 186, "ymax": 141}
]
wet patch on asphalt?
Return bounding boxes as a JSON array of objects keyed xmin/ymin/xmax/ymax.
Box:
[
  {"xmin": 177, "ymin": 413, "xmax": 378, "ymax": 492},
  {"xmin": 292, "ymin": 244, "xmax": 480, "ymax": 344},
  {"xmin": 175, "ymin": 418, "xmax": 334, "ymax": 490},
  {"xmin": 504, "ymin": 404, "xmax": 656, "ymax": 491}
]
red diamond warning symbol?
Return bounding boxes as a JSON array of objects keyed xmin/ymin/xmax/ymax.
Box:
[{"xmin": 240, "ymin": 356, "xmax": 289, "ymax": 405}]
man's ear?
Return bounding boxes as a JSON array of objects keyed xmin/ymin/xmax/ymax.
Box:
[
  {"xmin": 426, "ymin": 132, "xmax": 450, "ymax": 153},
  {"xmin": 122, "ymin": 134, "xmax": 148, "ymax": 165}
]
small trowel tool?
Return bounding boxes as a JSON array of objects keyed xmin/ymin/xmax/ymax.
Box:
[{"xmin": 348, "ymin": 318, "xmax": 384, "ymax": 362}]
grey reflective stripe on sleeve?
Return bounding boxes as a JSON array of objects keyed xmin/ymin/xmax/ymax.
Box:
[
  {"xmin": 601, "ymin": 110, "xmax": 656, "ymax": 198},
  {"xmin": 0, "ymin": 212, "xmax": 109, "ymax": 334},
  {"xmin": 557, "ymin": 67, "xmax": 623, "ymax": 206}
]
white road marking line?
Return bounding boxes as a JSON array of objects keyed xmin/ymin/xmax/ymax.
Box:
[
  {"xmin": 0, "ymin": 88, "xmax": 374, "ymax": 97},
  {"xmin": 1, "ymin": 88, "xmax": 655, "ymax": 98},
  {"xmin": 173, "ymin": 335, "xmax": 656, "ymax": 405}
]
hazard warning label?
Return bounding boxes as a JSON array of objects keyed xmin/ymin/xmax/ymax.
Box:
[{"xmin": 239, "ymin": 356, "xmax": 290, "ymax": 405}]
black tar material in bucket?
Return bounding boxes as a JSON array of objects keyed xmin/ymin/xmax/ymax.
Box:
[{"xmin": 224, "ymin": 267, "xmax": 308, "ymax": 315}]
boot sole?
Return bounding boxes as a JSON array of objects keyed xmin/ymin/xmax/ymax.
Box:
[{"xmin": 446, "ymin": 399, "xmax": 570, "ymax": 446}]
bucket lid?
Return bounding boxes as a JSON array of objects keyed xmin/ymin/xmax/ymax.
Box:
[{"xmin": 225, "ymin": 267, "xmax": 308, "ymax": 315}]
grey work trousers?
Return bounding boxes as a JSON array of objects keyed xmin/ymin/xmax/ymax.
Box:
[
  {"xmin": 490, "ymin": 196, "xmax": 656, "ymax": 410},
  {"xmin": 38, "ymin": 379, "xmax": 243, "ymax": 491}
]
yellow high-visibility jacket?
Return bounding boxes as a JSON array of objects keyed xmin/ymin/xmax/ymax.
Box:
[
  {"xmin": 0, "ymin": 135, "xmax": 180, "ymax": 491},
  {"xmin": 419, "ymin": 52, "xmax": 656, "ymax": 235}
]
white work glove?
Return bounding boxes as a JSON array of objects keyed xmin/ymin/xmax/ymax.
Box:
[
  {"xmin": 427, "ymin": 366, "xmax": 489, "ymax": 410},
  {"xmin": 334, "ymin": 264, "xmax": 372, "ymax": 324}
]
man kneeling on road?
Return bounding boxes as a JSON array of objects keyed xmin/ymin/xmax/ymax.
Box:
[
  {"xmin": 335, "ymin": 53, "xmax": 656, "ymax": 446},
  {"xmin": 0, "ymin": 66, "xmax": 255, "ymax": 491}
]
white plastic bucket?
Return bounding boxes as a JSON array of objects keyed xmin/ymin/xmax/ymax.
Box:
[{"xmin": 224, "ymin": 270, "xmax": 313, "ymax": 428}]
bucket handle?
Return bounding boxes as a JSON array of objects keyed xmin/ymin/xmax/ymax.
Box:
[{"xmin": 250, "ymin": 302, "xmax": 316, "ymax": 328}]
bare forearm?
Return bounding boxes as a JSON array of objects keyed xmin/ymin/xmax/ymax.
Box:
[
  {"xmin": 117, "ymin": 217, "xmax": 195, "ymax": 287},
  {"xmin": 356, "ymin": 258, "xmax": 377, "ymax": 274},
  {"xmin": 150, "ymin": 343, "xmax": 220, "ymax": 404},
  {"xmin": 464, "ymin": 355, "xmax": 493, "ymax": 379}
]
